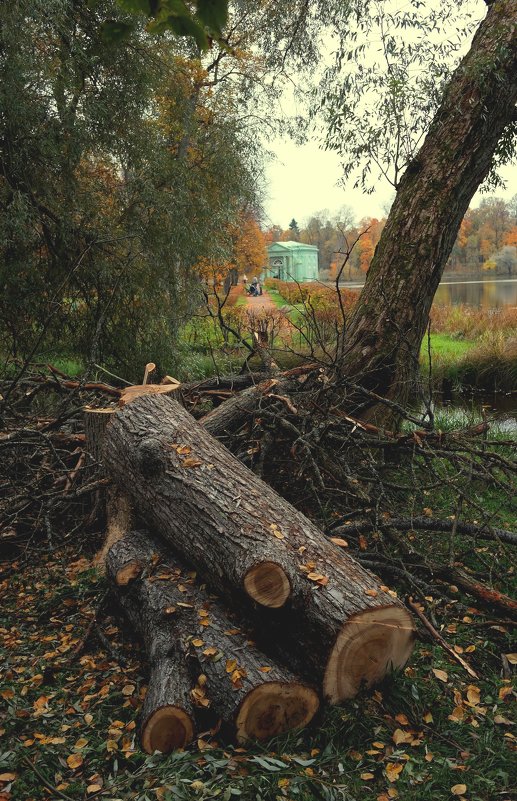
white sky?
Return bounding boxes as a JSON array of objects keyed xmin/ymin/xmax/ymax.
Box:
[
  {"xmin": 261, "ymin": 0, "xmax": 516, "ymax": 230},
  {"xmin": 263, "ymin": 142, "xmax": 517, "ymax": 229}
]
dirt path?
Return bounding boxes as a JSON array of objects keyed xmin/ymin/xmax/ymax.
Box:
[{"xmin": 243, "ymin": 289, "xmax": 278, "ymax": 313}]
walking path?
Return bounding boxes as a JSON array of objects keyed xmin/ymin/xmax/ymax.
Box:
[{"xmin": 243, "ymin": 288, "xmax": 278, "ymax": 313}]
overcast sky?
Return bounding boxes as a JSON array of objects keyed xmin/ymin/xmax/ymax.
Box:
[
  {"xmin": 261, "ymin": 0, "xmax": 516, "ymax": 231},
  {"xmin": 262, "ymin": 141, "xmax": 517, "ymax": 230}
]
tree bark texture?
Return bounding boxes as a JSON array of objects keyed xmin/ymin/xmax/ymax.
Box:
[
  {"xmin": 104, "ymin": 395, "xmax": 415, "ymax": 703},
  {"xmin": 107, "ymin": 531, "xmax": 319, "ymax": 749},
  {"xmin": 339, "ymin": 1, "xmax": 517, "ymax": 422}
]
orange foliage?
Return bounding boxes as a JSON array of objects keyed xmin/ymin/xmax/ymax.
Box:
[
  {"xmin": 229, "ymin": 212, "xmax": 267, "ymax": 275},
  {"xmin": 504, "ymin": 226, "xmax": 517, "ymax": 247}
]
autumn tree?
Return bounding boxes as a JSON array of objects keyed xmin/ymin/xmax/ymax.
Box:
[{"xmin": 0, "ymin": 0, "xmax": 261, "ymax": 378}]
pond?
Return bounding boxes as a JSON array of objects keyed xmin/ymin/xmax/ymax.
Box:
[
  {"xmin": 341, "ymin": 276, "xmax": 517, "ymax": 308},
  {"xmin": 434, "ymin": 277, "xmax": 517, "ymax": 308}
]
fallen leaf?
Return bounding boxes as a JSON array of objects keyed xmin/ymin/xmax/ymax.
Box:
[
  {"xmin": 466, "ymin": 685, "xmax": 480, "ymax": 706},
  {"xmin": 365, "ymin": 588, "xmax": 378, "ymax": 597},
  {"xmin": 330, "ymin": 537, "xmax": 348, "ymax": 547},
  {"xmin": 192, "ymin": 639, "xmax": 204, "ymax": 647},
  {"xmin": 0, "ymin": 774, "xmax": 16, "ymax": 782},
  {"xmin": 505, "ymin": 653, "xmax": 517, "ymax": 664},
  {"xmin": 423, "ymin": 711, "xmax": 433, "ymax": 723},
  {"xmin": 395, "ymin": 713, "xmax": 409, "ymax": 725},
  {"xmin": 87, "ymin": 785, "xmax": 102, "ymax": 794},
  {"xmin": 432, "ymin": 668, "xmax": 448, "ymax": 682},
  {"xmin": 386, "ymin": 763, "xmax": 403, "ymax": 782},
  {"xmin": 259, "ymin": 666, "xmax": 272, "ymax": 673},
  {"xmin": 307, "ymin": 572, "xmax": 327, "ymax": 582},
  {"xmin": 392, "ymin": 728, "xmax": 413, "ymax": 745},
  {"xmin": 122, "ymin": 685, "xmax": 135, "ymax": 696},
  {"xmin": 451, "ymin": 785, "xmax": 467, "ymax": 796},
  {"xmin": 182, "ymin": 457, "xmax": 203, "ymax": 468},
  {"xmin": 448, "ymin": 706, "xmax": 465, "ymax": 723},
  {"xmin": 226, "ymin": 659, "xmax": 237, "ymax": 673},
  {"xmin": 66, "ymin": 754, "xmax": 83, "ymax": 770},
  {"xmin": 360, "ymin": 773, "xmax": 375, "ymax": 780}
]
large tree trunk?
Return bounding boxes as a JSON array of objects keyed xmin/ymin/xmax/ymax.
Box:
[
  {"xmin": 104, "ymin": 395, "xmax": 415, "ymax": 703},
  {"xmin": 339, "ymin": 1, "xmax": 517, "ymax": 423},
  {"xmin": 107, "ymin": 530, "xmax": 319, "ymax": 750}
]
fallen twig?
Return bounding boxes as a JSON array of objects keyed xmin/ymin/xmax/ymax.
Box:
[{"xmin": 407, "ymin": 597, "xmax": 479, "ymax": 679}]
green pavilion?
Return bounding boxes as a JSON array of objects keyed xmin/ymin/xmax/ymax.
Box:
[{"xmin": 267, "ymin": 241, "xmax": 319, "ymax": 282}]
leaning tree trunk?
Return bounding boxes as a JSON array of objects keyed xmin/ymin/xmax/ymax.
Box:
[
  {"xmin": 107, "ymin": 530, "xmax": 319, "ymax": 750},
  {"xmin": 104, "ymin": 394, "xmax": 415, "ymax": 703},
  {"xmin": 338, "ymin": 1, "xmax": 517, "ymax": 424}
]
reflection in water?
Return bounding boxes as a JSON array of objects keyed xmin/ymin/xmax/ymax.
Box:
[{"xmin": 433, "ymin": 278, "xmax": 517, "ymax": 308}]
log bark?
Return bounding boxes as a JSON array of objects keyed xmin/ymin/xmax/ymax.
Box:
[
  {"xmin": 107, "ymin": 531, "xmax": 319, "ymax": 749},
  {"xmin": 84, "ymin": 407, "xmax": 132, "ymax": 571},
  {"xmin": 104, "ymin": 395, "xmax": 415, "ymax": 703},
  {"xmin": 202, "ymin": 363, "xmax": 318, "ymax": 440},
  {"xmin": 337, "ymin": 1, "xmax": 517, "ymax": 424}
]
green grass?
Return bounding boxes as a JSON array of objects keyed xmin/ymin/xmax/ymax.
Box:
[{"xmin": 420, "ymin": 334, "xmax": 476, "ymax": 361}]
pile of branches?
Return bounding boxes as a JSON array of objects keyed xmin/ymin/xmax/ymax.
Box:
[{"xmin": 1, "ymin": 361, "xmax": 515, "ymax": 696}]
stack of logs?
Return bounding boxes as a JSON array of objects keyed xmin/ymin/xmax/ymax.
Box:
[{"xmin": 87, "ymin": 394, "xmax": 415, "ymax": 754}]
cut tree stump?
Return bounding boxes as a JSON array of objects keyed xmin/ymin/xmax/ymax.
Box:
[
  {"xmin": 107, "ymin": 531, "xmax": 319, "ymax": 749},
  {"xmin": 104, "ymin": 395, "xmax": 415, "ymax": 703}
]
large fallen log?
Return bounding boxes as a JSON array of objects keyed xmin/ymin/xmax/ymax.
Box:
[
  {"xmin": 104, "ymin": 395, "xmax": 415, "ymax": 703},
  {"xmin": 107, "ymin": 531, "xmax": 319, "ymax": 751}
]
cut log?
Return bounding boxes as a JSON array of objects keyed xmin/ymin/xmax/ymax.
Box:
[
  {"xmin": 202, "ymin": 363, "xmax": 318, "ymax": 439},
  {"xmin": 107, "ymin": 531, "xmax": 319, "ymax": 748},
  {"xmin": 104, "ymin": 395, "xmax": 415, "ymax": 702},
  {"xmin": 84, "ymin": 407, "xmax": 133, "ymax": 571}
]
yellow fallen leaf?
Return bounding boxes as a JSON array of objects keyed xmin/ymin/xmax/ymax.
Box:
[
  {"xmin": 307, "ymin": 572, "xmax": 326, "ymax": 581},
  {"xmin": 386, "ymin": 763, "xmax": 403, "ymax": 782},
  {"xmin": 466, "ymin": 685, "xmax": 480, "ymax": 706},
  {"xmin": 182, "ymin": 457, "xmax": 203, "ymax": 468},
  {"xmin": 360, "ymin": 773, "xmax": 375, "ymax": 780},
  {"xmin": 226, "ymin": 659, "xmax": 237, "ymax": 673},
  {"xmin": 87, "ymin": 785, "xmax": 102, "ymax": 794},
  {"xmin": 84, "ymin": 714, "xmax": 93, "ymax": 725},
  {"xmin": 499, "ymin": 686, "xmax": 513, "ymax": 701},
  {"xmin": 259, "ymin": 666, "xmax": 272, "ymax": 673},
  {"xmin": 373, "ymin": 741, "xmax": 385, "ymax": 748},
  {"xmin": 387, "ymin": 790, "xmax": 398, "ymax": 799},
  {"xmin": 203, "ymin": 647, "xmax": 218, "ymax": 657},
  {"xmin": 365, "ymin": 589, "xmax": 378, "ymax": 597},
  {"xmin": 505, "ymin": 653, "xmax": 517, "ymax": 664},
  {"xmin": 66, "ymin": 754, "xmax": 83, "ymax": 770},
  {"xmin": 122, "ymin": 684, "xmax": 135, "ymax": 696},
  {"xmin": 278, "ymin": 778, "xmax": 290, "ymax": 788},
  {"xmin": 448, "ymin": 706, "xmax": 465, "ymax": 723},
  {"xmin": 451, "ymin": 785, "xmax": 467, "ymax": 796},
  {"xmin": 330, "ymin": 537, "xmax": 348, "ymax": 547},
  {"xmin": 494, "ymin": 714, "xmax": 512, "ymax": 724},
  {"xmin": 74, "ymin": 737, "xmax": 88, "ymax": 748},
  {"xmin": 432, "ymin": 668, "xmax": 448, "ymax": 682},
  {"xmin": 423, "ymin": 711, "xmax": 433, "ymax": 723},
  {"xmin": 424, "ymin": 752, "xmax": 434, "ymax": 762},
  {"xmin": 192, "ymin": 639, "xmax": 204, "ymax": 647},
  {"xmin": 395, "ymin": 713, "xmax": 409, "ymax": 725},
  {"xmin": 392, "ymin": 728, "xmax": 413, "ymax": 745},
  {"xmin": 0, "ymin": 773, "xmax": 17, "ymax": 782}
]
